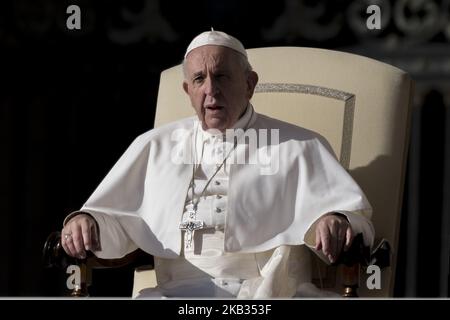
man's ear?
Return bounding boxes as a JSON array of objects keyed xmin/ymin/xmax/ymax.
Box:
[
  {"xmin": 246, "ymin": 71, "xmax": 259, "ymax": 99},
  {"xmin": 183, "ymin": 81, "xmax": 189, "ymax": 95}
]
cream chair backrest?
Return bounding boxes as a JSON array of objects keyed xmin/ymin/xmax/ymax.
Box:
[{"xmin": 152, "ymin": 47, "xmax": 413, "ymax": 297}]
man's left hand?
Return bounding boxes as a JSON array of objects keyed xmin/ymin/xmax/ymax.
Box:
[{"xmin": 315, "ymin": 213, "xmax": 354, "ymax": 263}]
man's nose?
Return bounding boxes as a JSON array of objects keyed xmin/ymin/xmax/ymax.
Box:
[{"xmin": 204, "ymin": 77, "xmax": 219, "ymax": 96}]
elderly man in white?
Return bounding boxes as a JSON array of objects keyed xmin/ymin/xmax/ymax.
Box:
[{"xmin": 61, "ymin": 30, "xmax": 374, "ymax": 298}]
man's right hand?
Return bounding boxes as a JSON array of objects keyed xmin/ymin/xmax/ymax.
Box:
[{"xmin": 61, "ymin": 213, "xmax": 99, "ymax": 259}]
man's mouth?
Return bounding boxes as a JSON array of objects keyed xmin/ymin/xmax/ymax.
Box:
[{"xmin": 205, "ymin": 106, "xmax": 224, "ymax": 111}]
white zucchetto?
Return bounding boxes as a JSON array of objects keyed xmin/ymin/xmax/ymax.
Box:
[{"xmin": 184, "ymin": 29, "xmax": 247, "ymax": 59}]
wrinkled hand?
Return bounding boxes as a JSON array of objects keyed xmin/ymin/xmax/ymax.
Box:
[
  {"xmin": 61, "ymin": 213, "xmax": 99, "ymax": 259},
  {"xmin": 315, "ymin": 213, "xmax": 354, "ymax": 263}
]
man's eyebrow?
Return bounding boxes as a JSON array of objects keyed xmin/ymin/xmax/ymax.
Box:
[{"xmin": 192, "ymin": 71, "xmax": 204, "ymax": 78}]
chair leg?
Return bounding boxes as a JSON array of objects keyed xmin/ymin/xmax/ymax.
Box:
[{"xmin": 342, "ymin": 263, "xmax": 360, "ymax": 297}]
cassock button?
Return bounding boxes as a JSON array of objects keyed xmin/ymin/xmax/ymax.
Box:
[
  {"xmin": 215, "ymin": 207, "xmax": 222, "ymax": 213},
  {"xmin": 214, "ymin": 181, "xmax": 220, "ymax": 185},
  {"xmin": 216, "ymin": 195, "xmax": 222, "ymax": 199}
]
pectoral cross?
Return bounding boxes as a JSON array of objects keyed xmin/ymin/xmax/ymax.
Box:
[
  {"xmin": 179, "ymin": 202, "xmax": 205, "ymax": 248},
  {"xmin": 179, "ymin": 219, "xmax": 204, "ymax": 249}
]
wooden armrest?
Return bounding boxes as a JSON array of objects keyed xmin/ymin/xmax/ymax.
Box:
[
  {"xmin": 43, "ymin": 231, "xmax": 153, "ymax": 296},
  {"xmin": 311, "ymin": 233, "xmax": 384, "ymax": 297}
]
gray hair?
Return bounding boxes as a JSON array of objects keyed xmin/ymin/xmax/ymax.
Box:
[{"xmin": 182, "ymin": 50, "xmax": 253, "ymax": 79}]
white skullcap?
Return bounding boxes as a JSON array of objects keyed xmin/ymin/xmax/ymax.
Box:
[{"xmin": 184, "ymin": 28, "xmax": 247, "ymax": 59}]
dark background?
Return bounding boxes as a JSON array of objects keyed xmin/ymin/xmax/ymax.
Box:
[{"xmin": 1, "ymin": 0, "xmax": 449, "ymax": 297}]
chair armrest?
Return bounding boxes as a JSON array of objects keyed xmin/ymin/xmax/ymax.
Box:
[
  {"xmin": 334, "ymin": 233, "xmax": 372, "ymax": 266},
  {"xmin": 43, "ymin": 231, "xmax": 153, "ymax": 296},
  {"xmin": 336, "ymin": 234, "xmax": 391, "ymax": 297}
]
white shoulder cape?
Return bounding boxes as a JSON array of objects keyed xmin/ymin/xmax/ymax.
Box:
[{"xmin": 69, "ymin": 113, "xmax": 374, "ymax": 259}]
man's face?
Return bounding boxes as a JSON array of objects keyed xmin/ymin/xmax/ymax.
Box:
[{"xmin": 183, "ymin": 45, "xmax": 258, "ymax": 131}]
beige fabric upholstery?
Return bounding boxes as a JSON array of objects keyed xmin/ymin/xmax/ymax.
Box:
[
  {"xmin": 132, "ymin": 267, "xmax": 157, "ymax": 298},
  {"xmin": 136, "ymin": 47, "xmax": 412, "ymax": 297}
]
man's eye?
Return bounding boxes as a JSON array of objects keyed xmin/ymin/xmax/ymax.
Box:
[{"xmin": 193, "ymin": 76, "xmax": 204, "ymax": 83}]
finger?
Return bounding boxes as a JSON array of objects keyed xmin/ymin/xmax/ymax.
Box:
[
  {"xmin": 344, "ymin": 226, "xmax": 354, "ymax": 251},
  {"xmin": 61, "ymin": 229, "xmax": 72, "ymax": 256},
  {"xmin": 328, "ymin": 223, "xmax": 338, "ymax": 262},
  {"xmin": 63, "ymin": 230, "xmax": 78, "ymax": 258},
  {"xmin": 320, "ymin": 226, "xmax": 331, "ymax": 257},
  {"xmin": 70, "ymin": 224, "xmax": 86, "ymax": 259},
  {"xmin": 315, "ymin": 226, "xmax": 322, "ymax": 251},
  {"xmin": 336, "ymin": 226, "xmax": 347, "ymax": 258},
  {"xmin": 80, "ymin": 219, "xmax": 93, "ymax": 251},
  {"xmin": 91, "ymin": 223, "xmax": 100, "ymax": 251}
]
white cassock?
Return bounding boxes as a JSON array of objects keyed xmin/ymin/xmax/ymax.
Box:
[{"xmin": 65, "ymin": 104, "xmax": 374, "ymax": 297}]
